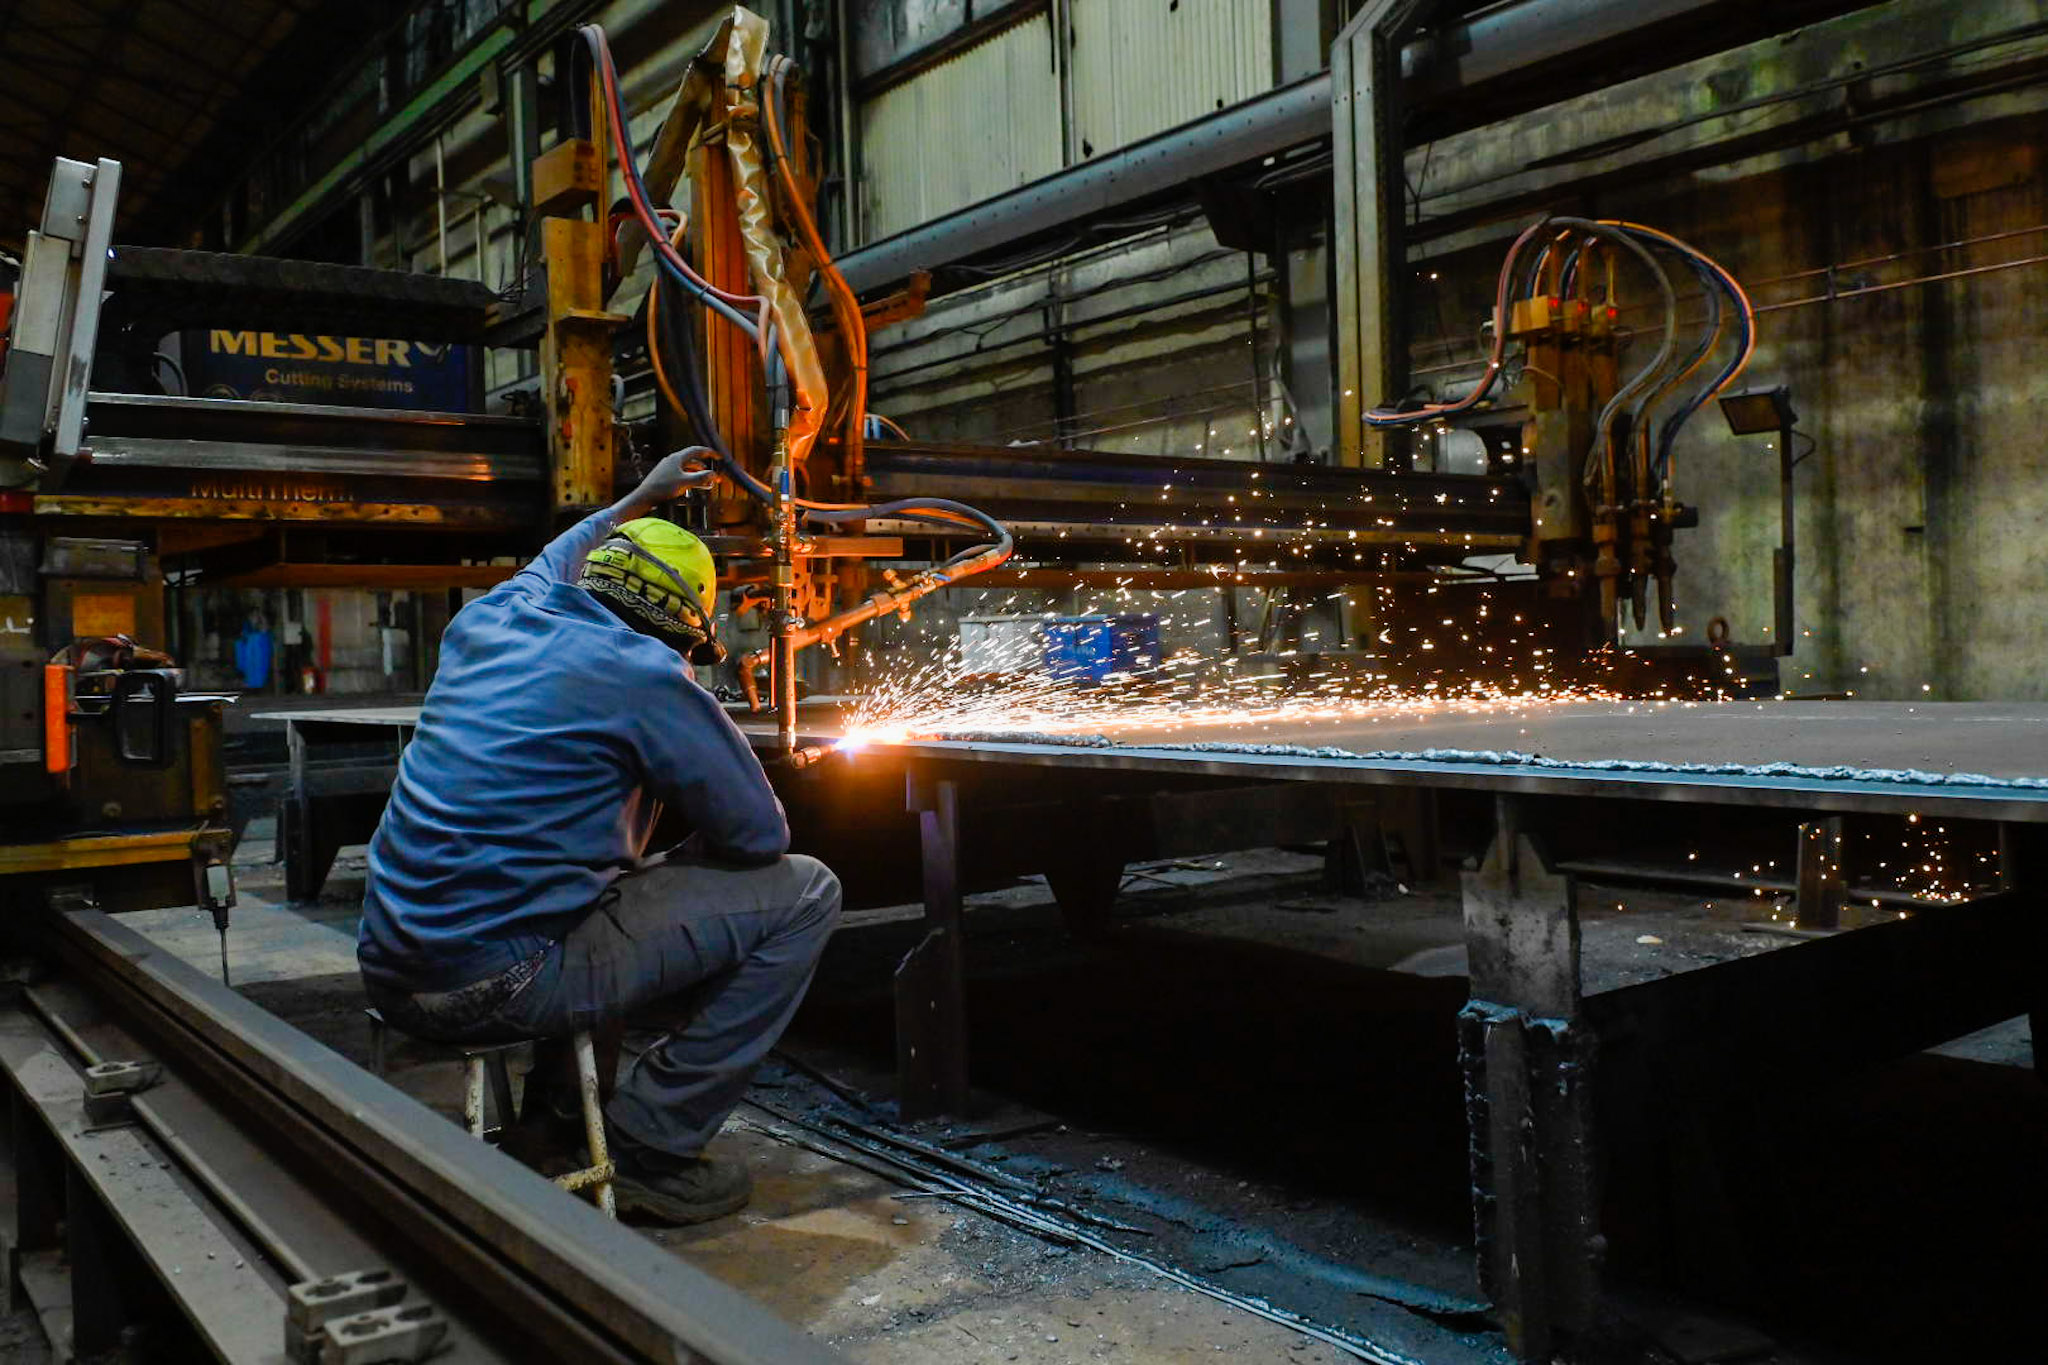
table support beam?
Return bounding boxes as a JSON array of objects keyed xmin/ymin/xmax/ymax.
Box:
[
  {"xmin": 1996, "ymin": 822, "xmax": 2048, "ymax": 1085},
  {"xmin": 899, "ymin": 770, "xmax": 971, "ymax": 1119},
  {"xmin": 1796, "ymin": 816, "xmax": 1846, "ymax": 930},
  {"xmin": 1459, "ymin": 797, "xmax": 1600, "ymax": 1363}
]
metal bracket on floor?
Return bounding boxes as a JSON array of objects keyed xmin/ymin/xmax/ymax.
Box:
[
  {"xmin": 1459, "ymin": 796, "xmax": 1602, "ymax": 1364},
  {"xmin": 285, "ymin": 1267, "xmax": 417, "ymax": 1364},
  {"xmin": 80, "ymin": 1058, "xmax": 163, "ymax": 1127}
]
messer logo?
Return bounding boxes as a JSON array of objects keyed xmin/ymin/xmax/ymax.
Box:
[{"xmin": 207, "ymin": 330, "xmax": 427, "ymax": 367}]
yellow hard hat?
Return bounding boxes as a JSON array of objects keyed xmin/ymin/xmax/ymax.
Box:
[{"xmin": 580, "ymin": 517, "xmax": 724, "ymax": 663}]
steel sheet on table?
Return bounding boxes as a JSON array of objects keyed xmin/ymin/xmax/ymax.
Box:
[
  {"xmin": 849, "ymin": 701, "xmax": 2048, "ymax": 822},
  {"xmin": 259, "ymin": 700, "xmax": 2048, "ymax": 820}
]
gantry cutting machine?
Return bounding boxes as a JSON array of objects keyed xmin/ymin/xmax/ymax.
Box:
[
  {"xmin": 0, "ymin": 4, "xmax": 1785, "ymax": 870},
  {"xmin": 548, "ymin": 11, "xmax": 1019, "ymax": 757},
  {"xmin": 605, "ymin": 9, "xmax": 1783, "ymax": 721},
  {"xmin": 0, "ymin": 158, "xmax": 235, "ymax": 926}
]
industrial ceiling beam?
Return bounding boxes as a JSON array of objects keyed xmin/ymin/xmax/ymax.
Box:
[
  {"xmin": 231, "ymin": 0, "xmax": 607, "ymax": 258},
  {"xmin": 141, "ymin": 7, "xmax": 289, "ymax": 230},
  {"xmin": 33, "ymin": 8, "xmax": 135, "ymax": 211},
  {"xmin": 7, "ymin": 20, "xmax": 230, "ymax": 100}
]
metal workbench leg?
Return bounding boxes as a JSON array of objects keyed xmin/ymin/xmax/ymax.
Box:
[
  {"xmin": 485, "ymin": 1054, "xmax": 517, "ymax": 1138},
  {"xmin": 572, "ymin": 1031, "xmax": 617, "ymax": 1219},
  {"xmin": 898, "ymin": 771, "xmax": 970, "ymax": 1119},
  {"xmin": 282, "ymin": 721, "xmax": 345, "ymax": 904},
  {"xmin": 1998, "ymin": 823, "xmax": 2048, "ymax": 1085},
  {"xmin": 1459, "ymin": 797, "xmax": 1601, "ymax": 1363},
  {"xmin": 1796, "ymin": 816, "xmax": 1846, "ymax": 929},
  {"xmin": 463, "ymin": 1057, "xmax": 488, "ymax": 1139}
]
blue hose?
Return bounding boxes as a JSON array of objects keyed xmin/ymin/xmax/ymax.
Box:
[{"xmin": 581, "ymin": 27, "xmax": 762, "ymax": 341}]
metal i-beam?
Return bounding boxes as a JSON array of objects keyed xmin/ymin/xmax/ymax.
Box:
[{"xmin": 1330, "ymin": 1, "xmax": 1434, "ymax": 472}]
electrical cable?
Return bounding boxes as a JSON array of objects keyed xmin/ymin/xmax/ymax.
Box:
[
  {"xmin": 1558, "ymin": 234, "xmax": 1718, "ymax": 503},
  {"xmin": 1370, "ymin": 216, "xmax": 1754, "ymax": 523},
  {"xmin": 151, "ymin": 352, "xmax": 186, "ymax": 396},
  {"xmin": 1601, "ymin": 221, "xmax": 1757, "ymax": 494},
  {"xmin": 766, "ymin": 54, "xmax": 868, "ymax": 476},
  {"xmin": 1553, "ymin": 222, "xmax": 1752, "ymax": 499},
  {"xmin": 638, "ymin": 207, "xmax": 900, "ymax": 510},
  {"xmin": 1643, "ymin": 255, "xmax": 1727, "ymax": 493},
  {"xmin": 648, "ymin": 262, "xmax": 1005, "ymax": 570},
  {"xmin": 577, "ymin": 26, "xmax": 773, "ymax": 361},
  {"xmin": 647, "ymin": 256, "xmax": 730, "ymax": 459},
  {"xmin": 607, "ymin": 15, "xmax": 1013, "ymax": 680},
  {"xmin": 1556, "ymin": 224, "xmax": 1753, "ymax": 497},
  {"xmin": 1638, "ymin": 255, "xmax": 1724, "ymax": 483},
  {"xmin": 1362, "ymin": 215, "xmax": 1554, "ymax": 426}
]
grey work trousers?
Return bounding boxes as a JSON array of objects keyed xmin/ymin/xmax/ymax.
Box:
[{"xmin": 378, "ymin": 854, "xmax": 842, "ymax": 1157}]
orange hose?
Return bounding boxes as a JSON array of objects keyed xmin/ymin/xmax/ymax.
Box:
[
  {"xmin": 1601, "ymin": 220, "xmax": 1757, "ymax": 399},
  {"xmin": 763, "ymin": 54, "xmax": 867, "ymax": 484},
  {"xmin": 649, "ymin": 260, "xmax": 951, "ymax": 520}
]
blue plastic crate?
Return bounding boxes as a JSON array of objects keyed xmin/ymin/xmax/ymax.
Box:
[{"xmin": 1041, "ymin": 614, "xmax": 1162, "ymax": 685}]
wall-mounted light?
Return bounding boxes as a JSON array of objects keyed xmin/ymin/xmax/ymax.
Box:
[{"xmin": 1717, "ymin": 385, "xmax": 1796, "ymax": 436}]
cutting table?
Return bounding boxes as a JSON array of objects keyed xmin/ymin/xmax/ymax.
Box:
[{"xmin": 256, "ymin": 696, "xmax": 2048, "ymax": 1352}]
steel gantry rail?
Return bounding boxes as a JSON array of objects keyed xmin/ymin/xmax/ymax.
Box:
[{"xmin": 0, "ymin": 907, "xmax": 845, "ymax": 1365}]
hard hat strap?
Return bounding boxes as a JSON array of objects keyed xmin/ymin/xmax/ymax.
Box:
[{"xmin": 593, "ymin": 535, "xmax": 718, "ymax": 638}]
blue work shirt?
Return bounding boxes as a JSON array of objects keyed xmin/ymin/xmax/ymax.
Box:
[{"xmin": 358, "ymin": 508, "xmax": 788, "ymax": 994}]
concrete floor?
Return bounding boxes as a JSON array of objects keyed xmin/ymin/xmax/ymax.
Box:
[
  {"xmin": 112, "ymin": 821, "xmax": 2040, "ymax": 1364},
  {"xmin": 121, "ymin": 831, "xmax": 1379, "ymax": 1364}
]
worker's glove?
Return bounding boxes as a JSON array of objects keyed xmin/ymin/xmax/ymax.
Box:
[{"xmin": 631, "ymin": 446, "xmax": 716, "ymax": 508}]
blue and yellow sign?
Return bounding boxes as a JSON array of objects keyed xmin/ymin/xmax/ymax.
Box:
[{"xmin": 184, "ymin": 329, "xmax": 476, "ymax": 411}]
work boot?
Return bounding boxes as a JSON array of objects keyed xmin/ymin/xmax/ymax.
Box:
[{"xmin": 611, "ymin": 1135, "xmax": 753, "ymax": 1225}]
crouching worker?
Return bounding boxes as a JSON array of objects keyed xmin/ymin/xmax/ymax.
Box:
[{"xmin": 358, "ymin": 447, "xmax": 841, "ymax": 1224}]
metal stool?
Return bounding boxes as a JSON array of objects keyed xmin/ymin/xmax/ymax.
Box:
[{"xmin": 365, "ymin": 1008, "xmax": 615, "ymax": 1218}]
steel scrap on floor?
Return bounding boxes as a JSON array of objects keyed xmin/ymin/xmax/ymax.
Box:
[{"xmin": 0, "ymin": 907, "xmax": 843, "ymax": 1365}]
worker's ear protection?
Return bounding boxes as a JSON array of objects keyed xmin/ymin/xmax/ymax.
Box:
[{"xmin": 590, "ymin": 535, "xmax": 728, "ymax": 667}]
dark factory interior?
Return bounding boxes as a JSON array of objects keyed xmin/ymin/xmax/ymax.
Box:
[{"xmin": 1, "ymin": 2, "xmax": 2044, "ymax": 1363}]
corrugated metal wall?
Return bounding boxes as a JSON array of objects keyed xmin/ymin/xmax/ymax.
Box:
[
  {"xmin": 868, "ymin": 220, "xmax": 1284, "ymax": 462},
  {"xmin": 854, "ymin": 1, "xmax": 1279, "ymax": 242},
  {"xmin": 851, "ymin": 1, "xmax": 1286, "ymax": 445},
  {"xmin": 1068, "ymin": 0, "xmax": 1274, "ymax": 158},
  {"xmin": 857, "ymin": 15, "xmax": 1062, "ymax": 243}
]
